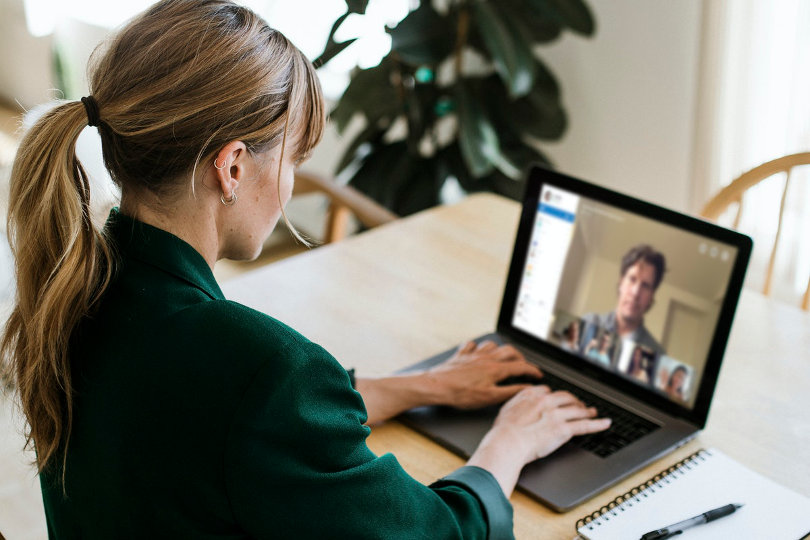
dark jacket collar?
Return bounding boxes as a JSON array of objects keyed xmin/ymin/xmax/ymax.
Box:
[{"xmin": 106, "ymin": 209, "xmax": 225, "ymax": 301}]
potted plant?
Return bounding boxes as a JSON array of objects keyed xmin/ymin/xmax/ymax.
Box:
[{"xmin": 316, "ymin": 0, "xmax": 595, "ymax": 215}]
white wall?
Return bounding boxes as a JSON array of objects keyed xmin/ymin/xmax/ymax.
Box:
[{"xmin": 536, "ymin": 0, "xmax": 703, "ymax": 212}]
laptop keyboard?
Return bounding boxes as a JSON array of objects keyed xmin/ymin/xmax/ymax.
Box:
[{"xmin": 502, "ymin": 370, "xmax": 660, "ymax": 458}]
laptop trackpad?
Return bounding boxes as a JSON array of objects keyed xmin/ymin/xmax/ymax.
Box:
[{"xmin": 401, "ymin": 404, "xmax": 498, "ymax": 459}]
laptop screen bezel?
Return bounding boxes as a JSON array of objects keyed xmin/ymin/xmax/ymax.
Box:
[{"xmin": 497, "ymin": 165, "xmax": 752, "ymax": 427}]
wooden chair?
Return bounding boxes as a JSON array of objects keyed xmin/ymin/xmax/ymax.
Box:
[
  {"xmin": 292, "ymin": 172, "xmax": 398, "ymax": 243},
  {"xmin": 700, "ymin": 152, "xmax": 810, "ymax": 310}
]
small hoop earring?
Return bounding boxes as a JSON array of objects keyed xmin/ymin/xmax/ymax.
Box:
[
  {"xmin": 214, "ymin": 158, "xmax": 227, "ymax": 170},
  {"xmin": 221, "ymin": 191, "xmax": 238, "ymax": 206}
]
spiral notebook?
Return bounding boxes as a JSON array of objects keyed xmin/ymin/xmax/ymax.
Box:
[{"xmin": 575, "ymin": 448, "xmax": 810, "ymax": 540}]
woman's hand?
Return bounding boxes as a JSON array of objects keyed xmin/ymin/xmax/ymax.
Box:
[
  {"xmin": 424, "ymin": 340, "xmax": 544, "ymax": 409},
  {"xmin": 468, "ymin": 386, "xmax": 611, "ymax": 497},
  {"xmin": 355, "ymin": 340, "xmax": 611, "ymax": 497},
  {"xmin": 493, "ymin": 386, "xmax": 609, "ymax": 462},
  {"xmin": 354, "ymin": 340, "xmax": 542, "ymax": 424}
]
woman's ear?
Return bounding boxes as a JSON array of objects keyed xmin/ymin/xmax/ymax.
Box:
[{"xmin": 212, "ymin": 140, "xmax": 249, "ymax": 198}]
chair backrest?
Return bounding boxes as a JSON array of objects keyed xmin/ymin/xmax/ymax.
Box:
[
  {"xmin": 700, "ymin": 152, "xmax": 810, "ymax": 310},
  {"xmin": 293, "ymin": 172, "xmax": 398, "ymax": 243}
]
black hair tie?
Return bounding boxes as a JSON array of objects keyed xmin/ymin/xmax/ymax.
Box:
[{"xmin": 81, "ymin": 96, "xmax": 101, "ymax": 127}]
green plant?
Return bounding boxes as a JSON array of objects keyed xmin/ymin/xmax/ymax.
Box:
[{"xmin": 316, "ymin": 0, "xmax": 595, "ymax": 215}]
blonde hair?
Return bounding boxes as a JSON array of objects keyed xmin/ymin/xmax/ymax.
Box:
[{"xmin": 1, "ymin": 0, "xmax": 325, "ymax": 477}]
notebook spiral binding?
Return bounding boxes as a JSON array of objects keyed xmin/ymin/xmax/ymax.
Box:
[{"xmin": 575, "ymin": 448, "xmax": 711, "ymax": 533}]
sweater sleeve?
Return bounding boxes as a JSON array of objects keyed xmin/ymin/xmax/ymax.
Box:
[{"xmin": 223, "ymin": 341, "xmax": 514, "ymax": 539}]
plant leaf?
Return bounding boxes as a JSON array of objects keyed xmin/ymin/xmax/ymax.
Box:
[
  {"xmin": 498, "ymin": 0, "xmax": 561, "ymax": 48},
  {"xmin": 330, "ymin": 57, "xmax": 400, "ymax": 132},
  {"xmin": 348, "ymin": 142, "xmax": 442, "ymax": 216},
  {"xmin": 501, "ymin": 139, "xmax": 552, "ymax": 172},
  {"xmin": 348, "ymin": 141, "xmax": 411, "ymax": 210},
  {"xmin": 479, "ymin": 141, "xmax": 552, "ymax": 201},
  {"xmin": 479, "ymin": 65, "xmax": 566, "ymax": 142},
  {"xmin": 388, "ymin": 2, "xmax": 456, "ymax": 65},
  {"xmin": 470, "ymin": 2, "xmax": 535, "ymax": 98},
  {"xmin": 456, "ymin": 80, "xmax": 522, "ymax": 179},
  {"xmin": 334, "ymin": 118, "xmax": 390, "ymax": 175},
  {"xmin": 483, "ymin": 169, "xmax": 528, "ymax": 201},
  {"xmin": 393, "ymin": 156, "xmax": 442, "ymax": 215},
  {"xmin": 512, "ymin": 89, "xmax": 567, "ymax": 140},
  {"xmin": 455, "ymin": 83, "xmax": 495, "ymax": 178},
  {"xmin": 345, "ymin": 0, "xmax": 369, "ymax": 15},
  {"xmin": 313, "ymin": 37, "xmax": 357, "ymax": 68},
  {"xmin": 403, "ymin": 81, "xmax": 442, "ymax": 155},
  {"xmin": 501, "ymin": 0, "xmax": 563, "ymax": 44},
  {"xmin": 513, "ymin": 59, "xmax": 566, "ymax": 139},
  {"xmin": 312, "ymin": 0, "xmax": 375, "ymax": 68},
  {"xmin": 436, "ymin": 141, "xmax": 482, "ymax": 193},
  {"xmin": 527, "ymin": 0, "xmax": 595, "ymax": 36},
  {"xmin": 313, "ymin": 11, "xmax": 352, "ymax": 68}
]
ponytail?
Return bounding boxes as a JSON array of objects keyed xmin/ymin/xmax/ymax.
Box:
[{"xmin": 1, "ymin": 100, "xmax": 114, "ymax": 474}]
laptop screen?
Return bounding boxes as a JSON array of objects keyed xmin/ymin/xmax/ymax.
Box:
[{"xmin": 506, "ymin": 171, "xmax": 749, "ymax": 414}]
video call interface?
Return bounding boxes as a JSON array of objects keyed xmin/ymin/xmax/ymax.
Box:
[{"xmin": 512, "ymin": 184, "xmax": 739, "ymax": 409}]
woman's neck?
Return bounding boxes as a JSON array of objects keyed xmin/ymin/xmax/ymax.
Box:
[{"xmin": 119, "ymin": 192, "xmax": 219, "ymax": 269}]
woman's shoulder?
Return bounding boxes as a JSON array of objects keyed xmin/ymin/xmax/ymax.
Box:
[
  {"xmin": 178, "ymin": 299, "xmax": 309, "ymax": 342},
  {"xmin": 164, "ymin": 299, "xmax": 335, "ymax": 375}
]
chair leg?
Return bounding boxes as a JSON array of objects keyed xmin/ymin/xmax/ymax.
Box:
[{"xmin": 325, "ymin": 203, "xmax": 352, "ymax": 244}]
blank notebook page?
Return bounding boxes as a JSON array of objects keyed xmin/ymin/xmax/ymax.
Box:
[{"xmin": 576, "ymin": 448, "xmax": 810, "ymax": 540}]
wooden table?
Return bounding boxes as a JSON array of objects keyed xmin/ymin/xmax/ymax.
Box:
[{"xmin": 222, "ymin": 193, "xmax": 810, "ymax": 539}]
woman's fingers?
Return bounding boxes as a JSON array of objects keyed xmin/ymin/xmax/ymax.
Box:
[
  {"xmin": 454, "ymin": 341, "xmax": 529, "ymax": 366},
  {"xmin": 495, "ymin": 385, "xmax": 550, "ymax": 418},
  {"xmin": 476, "ymin": 340, "xmax": 498, "ymax": 352},
  {"xmin": 567, "ymin": 417, "xmax": 612, "ymax": 436},
  {"xmin": 490, "ymin": 344, "xmax": 525, "ymax": 362},
  {"xmin": 495, "ymin": 358, "xmax": 544, "ymax": 382},
  {"xmin": 487, "ymin": 383, "xmax": 537, "ymax": 404},
  {"xmin": 552, "ymin": 404, "xmax": 598, "ymax": 421},
  {"xmin": 503, "ymin": 387, "xmax": 604, "ymax": 421},
  {"xmin": 537, "ymin": 390, "xmax": 583, "ymax": 411},
  {"xmin": 542, "ymin": 399, "xmax": 611, "ymax": 439}
]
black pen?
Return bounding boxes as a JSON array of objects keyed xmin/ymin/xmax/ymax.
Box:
[{"xmin": 639, "ymin": 503, "xmax": 743, "ymax": 540}]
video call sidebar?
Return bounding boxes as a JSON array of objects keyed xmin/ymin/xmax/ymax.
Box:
[{"xmin": 513, "ymin": 185, "xmax": 580, "ymax": 340}]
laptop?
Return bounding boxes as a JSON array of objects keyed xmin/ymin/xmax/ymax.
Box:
[{"xmin": 399, "ymin": 165, "xmax": 752, "ymax": 512}]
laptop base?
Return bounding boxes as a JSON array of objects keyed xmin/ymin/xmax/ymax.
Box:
[{"xmin": 398, "ymin": 334, "xmax": 698, "ymax": 512}]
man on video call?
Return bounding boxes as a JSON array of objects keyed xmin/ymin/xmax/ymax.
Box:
[{"xmin": 580, "ymin": 244, "xmax": 667, "ymax": 363}]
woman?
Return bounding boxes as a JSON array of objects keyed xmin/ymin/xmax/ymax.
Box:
[{"xmin": 1, "ymin": 1, "xmax": 609, "ymax": 538}]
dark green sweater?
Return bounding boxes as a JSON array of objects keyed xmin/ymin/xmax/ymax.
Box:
[{"xmin": 40, "ymin": 210, "xmax": 513, "ymax": 539}]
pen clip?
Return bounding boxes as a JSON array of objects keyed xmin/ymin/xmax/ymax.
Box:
[{"xmin": 640, "ymin": 529, "xmax": 682, "ymax": 540}]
